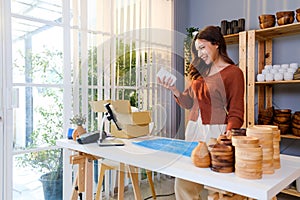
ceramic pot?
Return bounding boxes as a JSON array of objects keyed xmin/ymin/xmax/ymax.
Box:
[
  {"xmin": 72, "ymin": 125, "xmax": 87, "ymax": 141},
  {"xmin": 191, "ymin": 141, "xmax": 211, "ymax": 168}
]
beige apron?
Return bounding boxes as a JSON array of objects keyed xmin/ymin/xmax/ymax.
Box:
[{"xmin": 185, "ymin": 110, "xmax": 227, "ymax": 142}]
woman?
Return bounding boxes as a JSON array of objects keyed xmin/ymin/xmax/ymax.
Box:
[{"xmin": 158, "ymin": 26, "xmax": 244, "ymax": 199}]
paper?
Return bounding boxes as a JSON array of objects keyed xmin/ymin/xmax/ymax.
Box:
[{"xmin": 156, "ymin": 68, "xmax": 177, "ymax": 86}]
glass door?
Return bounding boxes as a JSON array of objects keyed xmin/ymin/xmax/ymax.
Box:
[{"xmin": 10, "ymin": 1, "xmax": 67, "ymax": 199}]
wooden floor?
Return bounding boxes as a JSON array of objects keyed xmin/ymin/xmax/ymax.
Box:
[
  {"xmin": 108, "ymin": 175, "xmax": 175, "ymax": 200},
  {"xmin": 104, "ymin": 175, "xmax": 299, "ymax": 200}
]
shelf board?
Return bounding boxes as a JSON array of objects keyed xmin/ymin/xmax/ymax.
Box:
[
  {"xmin": 281, "ymin": 134, "xmax": 300, "ymax": 139},
  {"xmin": 254, "ymin": 22, "xmax": 300, "ymax": 40},
  {"xmin": 224, "ymin": 33, "xmax": 240, "ymax": 45},
  {"xmin": 255, "ymin": 80, "xmax": 300, "ymax": 85},
  {"xmin": 281, "ymin": 188, "xmax": 300, "ymax": 197}
]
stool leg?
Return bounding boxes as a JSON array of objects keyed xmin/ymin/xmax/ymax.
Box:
[
  {"xmin": 71, "ymin": 173, "xmax": 79, "ymax": 200},
  {"xmin": 146, "ymin": 170, "xmax": 156, "ymax": 199}
]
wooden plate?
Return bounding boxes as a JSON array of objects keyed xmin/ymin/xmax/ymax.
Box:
[
  {"xmin": 232, "ymin": 136, "xmax": 259, "ymax": 145},
  {"xmin": 235, "ymin": 169, "xmax": 262, "ymax": 179}
]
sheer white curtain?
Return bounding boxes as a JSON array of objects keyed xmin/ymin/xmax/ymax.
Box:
[{"xmin": 71, "ymin": 0, "xmax": 178, "ymax": 138}]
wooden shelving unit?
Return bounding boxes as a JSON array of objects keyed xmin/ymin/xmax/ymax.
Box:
[
  {"xmin": 281, "ymin": 188, "xmax": 300, "ymax": 197},
  {"xmin": 247, "ymin": 22, "xmax": 300, "ymax": 197},
  {"xmin": 247, "ymin": 22, "xmax": 300, "ymax": 126},
  {"xmin": 224, "ymin": 33, "xmax": 240, "ymax": 45},
  {"xmin": 224, "ymin": 31, "xmax": 248, "ymax": 128},
  {"xmin": 281, "ymin": 134, "xmax": 300, "ymax": 139},
  {"xmin": 255, "ymin": 80, "xmax": 300, "ymax": 85}
]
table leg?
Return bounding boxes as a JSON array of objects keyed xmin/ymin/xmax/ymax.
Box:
[
  {"xmin": 118, "ymin": 163, "xmax": 125, "ymax": 200},
  {"xmin": 146, "ymin": 170, "xmax": 156, "ymax": 199},
  {"xmin": 128, "ymin": 165, "xmax": 142, "ymax": 200}
]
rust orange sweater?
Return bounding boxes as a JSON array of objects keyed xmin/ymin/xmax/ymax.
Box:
[{"xmin": 175, "ymin": 65, "xmax": 244, "ymax": 131}]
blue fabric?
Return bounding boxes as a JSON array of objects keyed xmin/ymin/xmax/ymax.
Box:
[{"xmin": 133, "ymin": 138, "xmax": 198, "ymax": 157}]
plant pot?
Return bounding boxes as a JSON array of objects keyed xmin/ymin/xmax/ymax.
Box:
[
  {"xmin": 39, "ymin": 171, "xmax": 63, "ymax": 200},
  {"xmin": 72, "ymin": 125, "xmax": 87, "ymax": 140}
]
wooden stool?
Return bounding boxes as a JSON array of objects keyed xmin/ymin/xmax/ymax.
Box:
[
  {"xmin": 95, "ymin": 159, "xmax": 156, "ymax": 200},
  {"xmin": 70, "ymin": 152, "xmax": 100, "ymax": 200}
]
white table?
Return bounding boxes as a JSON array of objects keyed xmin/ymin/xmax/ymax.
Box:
[{"xmin": 56, "ymin": 136, "xmax": 300, "ymax": 200}]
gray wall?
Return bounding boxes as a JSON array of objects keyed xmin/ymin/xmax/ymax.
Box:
[{"xmin": 181, "ymin": 0, "xmax": 300, "ymax": 114}]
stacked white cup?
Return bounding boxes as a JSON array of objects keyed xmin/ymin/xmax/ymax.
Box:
[{"xmin": 256, "ymin": 63, "xmax": 298, "ymax": 82}]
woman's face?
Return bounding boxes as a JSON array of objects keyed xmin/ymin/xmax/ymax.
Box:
[{"xmin": 195, "ymin": 39, "xmax": 218, "ymax": 65}]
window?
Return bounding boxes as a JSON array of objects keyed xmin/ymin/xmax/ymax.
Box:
[{"xmin": 3, "ymin": 0, "xmax": 175, "ymax": 199}]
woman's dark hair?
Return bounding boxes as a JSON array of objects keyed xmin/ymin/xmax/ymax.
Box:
[
  {"xmin": 189, "ymin": 33, "xmax": 209, "ymax": 80},
  {"xmin": 188, "ymin": 26, "xmax": 234, "ymax": 80}
]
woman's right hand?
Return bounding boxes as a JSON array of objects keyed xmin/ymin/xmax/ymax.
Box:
[{"xmin": 157, "ymin": 76, "xmax": 180, "ymax": 97}]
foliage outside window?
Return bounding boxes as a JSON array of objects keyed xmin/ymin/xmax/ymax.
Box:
[{"xmin": 184, "ymin": 27, "xmax": 199, "ymax": 76}]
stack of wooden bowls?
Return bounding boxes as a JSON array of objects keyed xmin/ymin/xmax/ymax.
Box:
[
  {"xmin": 232, "ymin": 136, "xmax": 262, "ymax": 179},
  {"xmin": 254, "ymin": 125, "xmax": 281, "ymax": 169},
  {"xmin": 209, "ymin": 143, "xmax": 234, "ymax": 173},
  {"xmin": 292, "ymin": 111, "xmax": 300, "ymax": 136},
  {"xmin": 296, "ymin": 8, "xmax": 300, "ymax": 22},
  {"xmin": 276, "ymin": 11, "xmax": 295, "ymax": 26},
  {"xmin": 246, "ymin": 127, "xmax": 274, "ymax": 174},
  {"xmin": 258, "ymin": 14, "xmax": 275, "ymax": 29},
  {"xmin": 230, "ymin": 128, "xmax": 246, "ymax": 136},
  {"xmin": 273, "ymin": 109, "xmax": 291, "ymax": 134},
  {"xmin": 258, "ymin": 106, "xmax": 274, "ymax": 125}
]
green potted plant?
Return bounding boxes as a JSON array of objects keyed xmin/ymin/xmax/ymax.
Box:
[{"xmin": 17, "ymin": 131, "xmax": 63, "ymax": 200}]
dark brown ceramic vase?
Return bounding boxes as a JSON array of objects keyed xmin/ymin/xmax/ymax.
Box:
[{"xmin": 191, "ymin": 141, "xmax": 211, "ymax": 168}]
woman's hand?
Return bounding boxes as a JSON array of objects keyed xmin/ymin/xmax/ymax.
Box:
[{"xmin": 157, "ymin": 76, "xmax": 180, "ymax": 97}]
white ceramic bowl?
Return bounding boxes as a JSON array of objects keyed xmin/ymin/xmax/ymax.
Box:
[
  {"xmin": 290, "ymin": 63, "xmax": 299, "ymax": 69},
  {"xmin": 262, "ymin": 69, "xmax": 269, "ymax": 74},
  {"xmin": 270, "ymin": 69, "xmax": 278, "ymax": 74},
  {"xmin": 257, "ymin": 74, "xmax": 265, "ymax": 82},
  {"xmin": 278, "ymin": 68, "xmax": 286, "ymax": 73},
  {"xmin": 287, "ymin": 68, "xmax": 296, "ymax": 73},
  {"xmin": 274, "ymin": 73, "xmax": 283, "ymax": 81},
  {"xmin": 272, "ymin": 64, "xmax": 281, "ymax": 70},
  {"xmin": 265, "ymin": 73, "xmax": 274, "ymax": 81},
  {"xmin": 284, "ymin": 72, "xmax": 294, "ymax": 80},
  {"xmin": 272, "ymin": 65, "xmax": 281, "ymax": 70},
  {"xmin": 281, "ymin": 64, "xmax": 289, "ymax": 69},
  {"xmin": 265, "ymin": 65, "xmax": 273, "ymax": 70}
]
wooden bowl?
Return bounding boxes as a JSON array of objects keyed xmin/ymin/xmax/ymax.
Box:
[
  {"xmin": 292, "ymin": 122, "xmax": 300, "ymax": 129},
  {"xmin": 273, "ymin": 116, "xmax": 291, "ymax": 123},
  {"xmin": 260, "ymin": 20, "xmax": 276, "ymax": 29},
  {"xmin": 297, "ymin": 13, "xmax": 300, "ymax": 22},
  {"xmin": 277, "ymin": 15, "xmax": 295, "ymax": 25},
  {"xmin": 276, "ymin": 11, "xmax": 295, "ymax": 26},
  {"xmin": 274, "ymin": 113, "xmax": 291, "ymax": 118},
  {"xmin": 274, "ymin": 109, "xmax": 291, "ymax": 114},
  {"xmin": 232, "ymin": 136, "xmax": 259, "ymax": 145},
  {"xmin": 258, "ymin": 14, "xmax": 275, "ymax": 23},
  {"xmin": 273, "ymin": 123, "xmax": 290, "ymax": 134},
  {"xmin": 293, "ymin": 114, "xmax": 300, "ymax": 121},
  {"xmin": 292, "ymin": 127, "xmax": 300, "ymax": 136},
  {"xmin": 276, "ymin": 11, "xmax": 294, "ymax": 18},
  {"xmin": 209, "ymin": 144, "xmax": 232, "ymax": 152}
]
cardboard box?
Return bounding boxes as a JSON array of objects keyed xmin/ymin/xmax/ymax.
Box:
[{"xmin": 89, "ymin": 100, "xmax": 151, "ymax": 138}]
